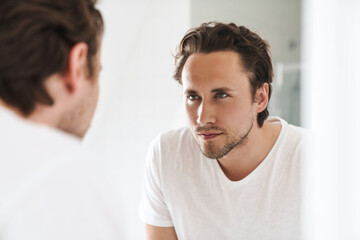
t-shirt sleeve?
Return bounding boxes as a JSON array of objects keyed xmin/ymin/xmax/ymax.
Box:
[{"xmin": 139, "ymin": 137, "xmax": 173, "ymax": 227}]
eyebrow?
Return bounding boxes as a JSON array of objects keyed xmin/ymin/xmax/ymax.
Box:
[
  {"xmin": 211, "ymin": 87, "xmax": 233, "ymax": 93},
  {"xmin": 184, "ymin": 89, "xmax": 198, "ymax": 95},
  {"xmin": 184, "ymin": 87, "xmax": 234, "ymax": 95}
]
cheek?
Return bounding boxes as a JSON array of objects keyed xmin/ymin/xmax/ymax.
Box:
[
  {"xmin": 185, "ymin": 103, "xmax": 198, "ymax": 123},
  {"xmin": 218, "ymin": 102, "xmax": 251, "ymax": 121},
  {"xmin": 88, "ymin": 81, "xmax": 99, "ymax": 112},
  {"xmin": 95, "ymin": 82, "xmax": 100, "ymax": 101}
]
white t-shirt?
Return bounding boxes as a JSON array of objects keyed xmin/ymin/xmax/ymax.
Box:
[
  {"xmin": 0, "ymin": 107, "xmax": 125, "ymax": 239},
  {"xmin": 140, "ymin": 117, "xmax": 305, "ymax": 240}
]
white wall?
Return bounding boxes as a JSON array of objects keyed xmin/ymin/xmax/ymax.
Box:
[
  {"xmin": 84, "ymin": 1, "xmax": 190, "ymax": 238},
  {"xmin": 301, "ymin": 0, "xmax": 360, "ymax": 239},
  {"xmin": 190, "ymin": 0, "xmax": 301, "ymax": 64}
]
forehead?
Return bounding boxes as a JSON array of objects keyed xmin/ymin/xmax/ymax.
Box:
[{"xmin": 182, "ymin": 51, "xmax": 250, "ymax": 91}]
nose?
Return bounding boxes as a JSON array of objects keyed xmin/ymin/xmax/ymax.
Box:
[{"xmin": 197, "ymin": 100, "xmax": 216, "ymax": 125}]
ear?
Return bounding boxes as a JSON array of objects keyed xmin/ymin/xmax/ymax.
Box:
[
  {"xmin": 64, "ymin": 42, "xmax": 88, "ymax": 93},
  {"xmin": 254, "ymin": 83, "xmax": 269, "ymax": 113}
]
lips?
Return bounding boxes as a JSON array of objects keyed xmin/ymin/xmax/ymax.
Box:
[{"xmin": 198, "ymin": 132, "xmax": 222, "ymax": 140}]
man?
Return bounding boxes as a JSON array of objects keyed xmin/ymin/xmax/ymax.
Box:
[
  {"xmin": 140, "ymin": 22, "xmax": 305, "ymax": 240},
  {"xmin": 0, "ymin": 1, "xmax": 123, "ymax": 239}
]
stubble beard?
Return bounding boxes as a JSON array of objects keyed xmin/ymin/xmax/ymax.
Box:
[
  {"xmin": 58, "ymin": 95, "xmax": 93, "ymax": 139},
  {"xmin": 58, "ymin": 79, "xmax": 98, "ymax": 139},
  {"xmin": 195, "ymin": 117, "xmax": 254, "ymax": 159},
  {"xmin": 58, "ymin": 105, "xmax": 87, "ymax": 138}
]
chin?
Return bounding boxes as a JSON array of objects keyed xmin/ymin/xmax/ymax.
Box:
[
  {"xmin": 200, "ymin": 144, "xmax": 223, "ymax": 159},
  {"xmin": 78, "ymin": 125, "xmax": 90, "ymax": 139},
  {"xmin": 202, "ymin": 150, "xmax": 224, "ymax": 159}
]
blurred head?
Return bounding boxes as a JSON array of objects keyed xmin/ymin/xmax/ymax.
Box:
[
  {"xmin": 174, "ymin": 22, "xmax": 273, "ymax": 127},
  {"xmin": 0, "ymin": 0, "xmax": 104, "ymax": 137}
]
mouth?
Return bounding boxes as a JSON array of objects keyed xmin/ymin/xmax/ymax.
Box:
[{"xmin": 198, "ymin": 132, "xmax": 223, "ymax": 140}]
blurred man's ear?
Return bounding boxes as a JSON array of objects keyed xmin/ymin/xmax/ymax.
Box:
[
  {"xmin": 64, "ymin": 42, "xmax": 88, "ymax": 93},
  {"xmin": 255, "ymin": 83, "xmax": 269, "ymax": 113}
]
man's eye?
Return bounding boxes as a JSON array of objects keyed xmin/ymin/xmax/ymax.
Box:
[
  {"xmin": 215, "ymin": 92, "xmax": 229, "ymax": 98},
  {"xmin": 188, "ymin": 95, "xmax": 200, "ymax": 101}
]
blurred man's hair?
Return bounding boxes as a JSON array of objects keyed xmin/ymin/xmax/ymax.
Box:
[
  {"xmin": 0, "ymin": 0, "xmax": 104, "ymax": 115},
  {"xmin": 174, "ymin": 22, "xmax": 273, "ymax": 127}
]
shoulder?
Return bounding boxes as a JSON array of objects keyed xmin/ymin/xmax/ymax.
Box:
[
  {"xmin": 2, "ymin": 157, "xmax": 122, "ymax": 239},
  {"xmin": 279, "ymin": 118, "xmax": 310, "ymax": 161},
  {"xmin": 269, "ymin": 117, "xmax": 307, "ymax": 145},
  {"xmin": 0, "ymin": 110, "xmax": 84, "ymax": 214},
  {"xmin": 268, "ymin": 117, "xmax": 310, "ymax": 157},
  {"xmin": 285, "ymin": 122, "xmax": 310, "ymax": 151},
  {"xmin": 2, "ymin": 149, "xmax": 97, "ymax": 209},
  {"xmin": 266, "ymin": 118, "xmax": 308, "ymax": 176},
  {"xmin": 286, "ymin": 124, "xmax": 307, "ymax": 144}
]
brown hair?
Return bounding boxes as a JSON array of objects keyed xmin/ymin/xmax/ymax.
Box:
[
  {"xmin": 174, "ymin": 22, "xmax": 273, "ymax": 127},
  {"xmin": 0, "ymin": 0, "xmax": 104, "ymax": 115}
]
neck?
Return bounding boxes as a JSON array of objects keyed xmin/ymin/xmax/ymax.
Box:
[{"xmin": 217, "ymin": 120, "xmax": 281, "ymax": 181}]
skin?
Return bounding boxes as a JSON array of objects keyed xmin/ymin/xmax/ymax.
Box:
[
  {"xmin": 0, "ymin": 41, "xmax": 103, "ymax": 139},
  {"xmin": 145, "ymin": 225, "xmax": 178, "ymax": 240},
  {"xmin": 147, "ymin": 50, "xmax": 281, "ymax": 239}
]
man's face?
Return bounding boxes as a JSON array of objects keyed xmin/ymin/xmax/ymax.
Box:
[
  {"xmin": 182, "ymin": 51, "xmax": 257, "ymax": 159},
  {"xmin": 59, "ymin": 43, "xmax": 102, "ymax": 138}
]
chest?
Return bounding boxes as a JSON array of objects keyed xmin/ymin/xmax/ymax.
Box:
[{"xmin": 161, "ymin": 156, "xmax": 300, "ymax": 240}]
